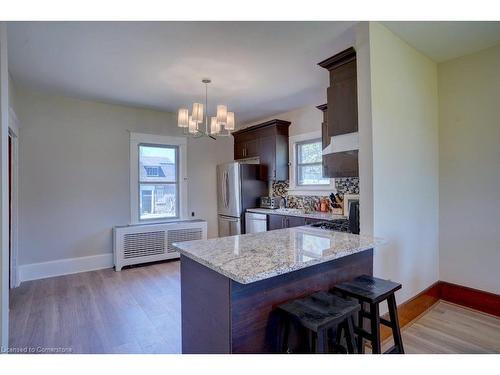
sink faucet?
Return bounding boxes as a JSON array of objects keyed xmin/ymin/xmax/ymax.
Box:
[{"xmin": 283, "ymin": 196, "xmax": 288, "ymax": 208}]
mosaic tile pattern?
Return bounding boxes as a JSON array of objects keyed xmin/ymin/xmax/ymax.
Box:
[
  {"xmin": 335, "ymin": 177, "xmax": 360, "ymax": 195},
  {"xmin": 270, "ymin": 178, "xmax": 359, "ymax": 213}
]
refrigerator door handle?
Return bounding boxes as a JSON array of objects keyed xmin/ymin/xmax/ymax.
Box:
[
  {"xmin": 225, "ymin": 170, "xmax": 230, "ymax": 208},
  {"xmin": 221, "ymin": 170, "xmax": 227, "ymax": 208}
]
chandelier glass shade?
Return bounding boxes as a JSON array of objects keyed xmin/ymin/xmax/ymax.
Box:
[{"xmin": 177, "ymin": 79, "xmax": 234, "ymax": 139}]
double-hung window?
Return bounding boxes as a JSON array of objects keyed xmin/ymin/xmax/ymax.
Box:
[
  {"xmin": 139, "ymin": 145, "xmax": 179, "ymax": 220},
  {"xmin": 130, "ymin": 133, "xmax": 187, "ymax": 224},
  {"xmin": 296, "ymin": 139, "xmax": 330, "ymax": 186}
]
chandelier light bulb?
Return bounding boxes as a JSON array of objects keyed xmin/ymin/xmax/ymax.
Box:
[
  {"xmin": 188, "ymin": 115, "xmax": 197, "ymax": 134},
  {"xmin": 178, "ymin": 108, "xmax": 189, "ymax": 128},
  {"xmin": 192, "ymin": 103, "xmax": 204, "ymax": 124},
  {"xmin": 226, "ymin": 112, "xmax": 235, "ymax": 131},
  {"xmin": 217, "ymin": 105, "xmax": 228, "ymax": 126},
  {"xmin": 210, "ymin": 116, "xmax": 219, "ymax": 135}
]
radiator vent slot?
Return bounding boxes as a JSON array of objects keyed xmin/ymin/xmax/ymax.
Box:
[
  {"xmin": 167, "ymin": 228, "xmax": 203, "ymax": 253},
  {"xmin": 113, "ymin": 221, "xmax": 207, "ymax": 271},
  {"xmin": 124, "ymin": 231, "xmax": 165, "ymax": 259}
]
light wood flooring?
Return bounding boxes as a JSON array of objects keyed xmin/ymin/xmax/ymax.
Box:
[
  {"xmin": 9, "ymin": 260, "xmax": 500, "ymax": 354},
  {"xmin": 9, "ymin": 260, "xmax": 181, "ymax": 353},
  {"xmin": 384, "ymin": 301, "xmax": 500, "ymax": 354}
]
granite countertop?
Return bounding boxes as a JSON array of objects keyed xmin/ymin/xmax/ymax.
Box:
[
  {"xmin": 246, "ymin": 207, "xmax": 346, "ymax": 221},
  {"xmin": 173, "ymin": 227, "xmax": 383, "ymax": 284}
]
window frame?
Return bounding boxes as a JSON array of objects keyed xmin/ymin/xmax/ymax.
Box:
[
  {"xmin": 295, "ymin": 138, "xmax": 330, "ymax": 187},
  {"xmin": 130, "ymin": 132, "xmax": 187, "ymax": 224},
  {"xmin": 288, "ymin": 130, "xmax": 335, "ymax": 195}
]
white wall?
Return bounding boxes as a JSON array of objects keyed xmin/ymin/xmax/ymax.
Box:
[
  {"xmin": 438, "ymin": 44, "xmax": 500, "ymax": 294},
  {"xmin": 14, "ymin": 86, "xmax": 233, "ymax": 268},
  {"xmin": 369, "ymin": 22, "xmax": 440, "ymax": 303},
  {"xmin": 0, "ymin": 21, "xmax": 10, "ymax": 349}
]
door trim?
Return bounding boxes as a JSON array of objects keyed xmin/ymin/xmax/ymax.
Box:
[{"xmin": 8, "ymin": 108, "xmax": 19, "ymax": 288}]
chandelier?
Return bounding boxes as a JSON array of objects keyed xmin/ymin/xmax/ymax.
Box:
[{"xmin": 177, "ymin": 78, "xmax": 234, "ymax": 139}]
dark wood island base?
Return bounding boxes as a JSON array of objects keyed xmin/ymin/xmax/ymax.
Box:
[{"xmin": 181, "ymin": 250, "xmax": 373, "ymax": 354}]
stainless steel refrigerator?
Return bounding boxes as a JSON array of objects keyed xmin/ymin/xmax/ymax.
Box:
[{"xmin": 216, "ymin": 161, "xmax": 267, "ymax": 237}]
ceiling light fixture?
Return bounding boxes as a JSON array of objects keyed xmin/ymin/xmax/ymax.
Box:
[{"xmin": 177, "ymin": 79, "xmax": 234, "ymax": 139}]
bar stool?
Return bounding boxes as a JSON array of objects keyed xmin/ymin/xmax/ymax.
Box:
[
  {"xmin": 277, "ymin": 291, "xmax": 360, "ymax": 353},
  {"xmin": 333, "ymin": 275, "xmax": 404, "ymax": 354}
]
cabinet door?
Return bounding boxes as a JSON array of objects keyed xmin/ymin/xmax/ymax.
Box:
[
  {"xmin": 274, "ymin": 134, "xmax": 289, "ymax": 181},
  {"xmin": 258, "ymin": 136, "xmax": 275, "ymax": 180},
  {"xmin": 268, "ymin": 214, "xmax": 285, "ymax": 231},
  {"xmin": 244, "ymin": 139, "xmax": 259, "ymax": 158},
  {"xmin": 286, "ymin": 216, "xmax": 306, "ymax": 228},
  {"xmin": 327, "ymin": 60, "xmax": 358, "ymax": 137},
  {"xmin": 234, "ymin": 142, "xmax": 246, "ymax": 160}
]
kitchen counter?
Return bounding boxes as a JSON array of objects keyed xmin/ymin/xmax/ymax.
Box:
[
  {"xmin": 174, "ymin": 227, "xmax": 381, "ymax": 284},
  {"xmin": 246, "ymin": 207, "xmax": 346, "ymax": 221},
  {"xmin": 175, "ymin": 227, "xmax": 382, "ymax": 353}
]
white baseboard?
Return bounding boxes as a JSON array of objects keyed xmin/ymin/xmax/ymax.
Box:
[{"xmin": 19, "ymin": 253, "xmax": 114, "ymax": 282}]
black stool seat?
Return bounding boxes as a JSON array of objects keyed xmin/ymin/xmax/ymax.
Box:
[
  {"xmin": 278, "ymin": 291, "xmax": 360, "ymax": 332},
  {"xmin": 333, "ymin": 275, "xmax": 401, "ymax": 303},
  {"xmin": 333, "ymin": 275, "xmax": 404, "ymax": 354},
  {"xmin": 277, "ymin": 291, "xmax": 360, "ymax": 353}
]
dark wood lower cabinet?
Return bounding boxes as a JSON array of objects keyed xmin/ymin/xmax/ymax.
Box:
[
  {"xmin": 268, "ymin": 214, "xmax": 286, "ymax": 230},
  {"xmin": 287, "ymin": 216, "xmax": 306, "ymax": 228},
  {"xmin": 180, "ymin": 250, "xmax": 373, "ymax": 353},
  {"xmin": 267, "ymin": 214, "xmax": 331, "ymax": 230},
  {"xmin": 267, "ymin": 214, "xmax": 308, "ymax": 230}
]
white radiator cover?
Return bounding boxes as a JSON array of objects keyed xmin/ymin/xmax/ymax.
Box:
[{"xmin": 113, "ymin": 220, "xmax": 207, "ymax": 271}]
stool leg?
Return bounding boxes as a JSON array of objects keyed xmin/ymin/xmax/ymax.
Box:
[
  {"xmin": 357, "ymin": 302, "xmax": 365, "ymax": 353},
  {"xmin": 345, "ymin": 317, "xmax": 358, "ymax": 354},
  {"xmin": 370, "ymin": 303, "xmax": 381, "ymax": 354},
  {"xmin": 308, "ymin": 330, "xmax": 316, "ymax": 353},
  {"xmin": 278, "ymin": 318, "xmax": 290, "ymax": 353},
  {"xmin": 387, "ymin": 294, "xmax": 405, "ymax": 354},
  {"xmin": 316, "ymin": 329, "xmax": 327, "ymax": 354}
]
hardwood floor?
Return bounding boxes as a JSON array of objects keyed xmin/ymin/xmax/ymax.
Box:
[
  {"xmin": 9, "ymin": 260, "xmax": 182, "ymax": 354},
  {"xmin": 10, "ymin": 261, "xmax": 500, "ymax": 354},
  {"xmin": 383, "ymin": 301, "xmax": 500, "ymax": 354}
]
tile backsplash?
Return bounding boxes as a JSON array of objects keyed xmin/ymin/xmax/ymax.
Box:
[{"xmin": 270, "ymin": 178, "xmax": 359, "ymax": 213}]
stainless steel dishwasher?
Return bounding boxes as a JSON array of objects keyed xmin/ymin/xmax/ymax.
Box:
[{"xmin": 245, "ymin": 212, "xmax": 268, "ymax": 233}]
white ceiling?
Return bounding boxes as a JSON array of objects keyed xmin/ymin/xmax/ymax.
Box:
[
  {"xmin": 7, "ymin": 21, "xmax": 357, "ymax": 124},
  {"xmin": 384, "ymin": 21, "xmax": 500, "ymax": 63},
  {"xmin": 8, "ymin": 21, "xmax": 500, "ymax": 123}
]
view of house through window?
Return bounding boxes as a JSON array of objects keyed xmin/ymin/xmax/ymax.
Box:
[
  {"xmin": 296, "ymin": 139, "xmax": 330, "ymax": 186},
  {"xmin": 139, "ymin": 144, "xmax": 178, "ymax": 220}
]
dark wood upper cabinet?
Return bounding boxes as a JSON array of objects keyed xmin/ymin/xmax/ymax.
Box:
[
  {"xmin": 318, "ymin": 47, "xmax": 359, "ymax": 178},
  {"xmin": 232, "ymin": 119, "xmax": 290, "ymax": 181}
]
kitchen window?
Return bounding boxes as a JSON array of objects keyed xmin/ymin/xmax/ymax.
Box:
[
  {"xmin": 296, "ymin": 139, "xmax": 330, "ymax": 186},
  {"xmin": 288, "ymin": 131, "xmax": 334, "ymax": 195},
  {"xmin": 130, "ymin": 133, "xmax": 187, "ymax": 224}
]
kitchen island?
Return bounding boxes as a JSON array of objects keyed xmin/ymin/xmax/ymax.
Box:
[{"xmin": 173, "ymin": 226, "xmax": 381, "ymax": 353}]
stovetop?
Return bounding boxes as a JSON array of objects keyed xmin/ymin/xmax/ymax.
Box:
[{"xmin": 309, "ymin": 219, "xmax": 351, "ymax": 233}]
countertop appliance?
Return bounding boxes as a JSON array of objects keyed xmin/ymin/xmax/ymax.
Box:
[
  {"xmin": 245, "ymin": 212, "xmax": 268, "ymax": 234},
  {"xmin": 259, "ymin": 196, "xmax": 281, "ymax": 209},
  {"xmin": 217, "ymin": 162, "xmax": 267, "ymax": 237}
]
